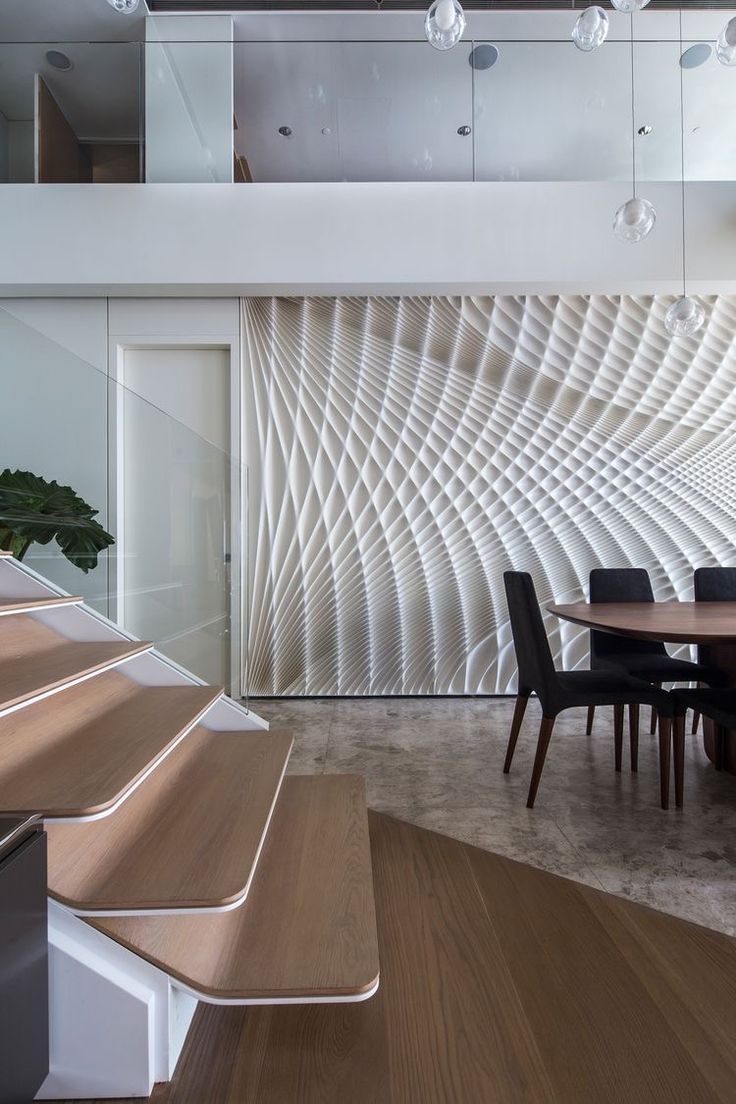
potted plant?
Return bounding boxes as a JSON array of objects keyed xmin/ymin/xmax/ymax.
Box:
[{"xmin": 0, "ymin": 468, "xmax": 114, "ymax": 573}]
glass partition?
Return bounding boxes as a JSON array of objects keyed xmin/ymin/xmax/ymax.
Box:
[
  {"xmin": 0, "ymin": 308, "xmax": 248, "ymax": 702},
  {"xmin": 0, "ymin": 42, "xmax": 142, "ymax": 183},
  {"xmin": 0, "ymin": 30, "xmax": 732, "ymax": 185}
]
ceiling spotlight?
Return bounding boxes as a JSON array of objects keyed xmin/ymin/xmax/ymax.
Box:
[
  {"xmin": 425, "ymin": 0, "xmax": 466, "ymax": 51},
  {"xmin": 469, "ymin": 44, "xmax": 499, "ymax": 71},
  {"xmin": 665, "ymin": 297, "xmax": 705, "ymax": 338},
  {"xmin": 45, "ymin": 50, "xmax": 73, "ymax": 71},
  {"xmin": 638, "ymin": 124, "xmax": 652, "ymax": 136},
  {"xmin": 680, "ymin": 43, "xmax": 712, "ymax": 70},
  {"xmin": 105, "ymin": 0, "xmax": 140, "ymax": 10},
  {"xmin": 610, "ymin": 0, "xmax": 651, "ymax": 11},
  {"xmin": 572, "ymin": 7, "xmax": 609, "ymax": 53},
  {"xmin": 716, "ymin": 16, "xmax": 736, "ymax": 66},
  {"xmin": 278, "ymin": 126, "xmax": 292, "ymax": 138},
  {"xmin": 613, "ymin": 197, "xmax": 656, "ymax": 243}
]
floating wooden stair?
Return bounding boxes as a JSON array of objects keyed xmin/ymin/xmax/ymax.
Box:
[
  {"xmin": 0, "ymin": 594, "xmax": 81, "ymax": 615},
  {"xmin": 47, "ymin": 727, "xmax": 294, "ymax": 913},
  {"xmin": 0, "ymin": 551, "xmax": 377, "ymax": 1104},
  {"xmin": 0, "ymin": 671, "xmax": 222, "ymax": 817},
  {"xmin": 89, "ymin": 775, "xmax": 379, "ymax": 1001},
  {"xmin": 0, "ymin": 613, "xmax": 150, "ymax": 713}
]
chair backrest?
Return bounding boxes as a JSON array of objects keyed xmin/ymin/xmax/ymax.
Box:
[
  {"xmin": 589, "ymin": 567, "xmax": 666, "ymax": 660},
  {"xmin": 504, "ymin": 572, "xmax": 558, "ymax": 704},
  {"xmin": 694, "ymin": 567, "xmax": 736, "ymax": 602}
]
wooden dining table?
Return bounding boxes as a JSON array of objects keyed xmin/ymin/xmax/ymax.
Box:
[{"xmin": 547, "ymin": 600, "xmax": 736, "ymax": 774}]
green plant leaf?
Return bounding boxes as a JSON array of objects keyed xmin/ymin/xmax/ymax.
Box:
[{"xmin": 0, "ymin": 469, "xmax": 115, "ymax": 573}]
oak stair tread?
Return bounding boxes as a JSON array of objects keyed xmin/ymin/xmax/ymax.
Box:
[
  {"xmin": 48, "ymin": 727, "xmax": 294, "ymax": 912},
  {"xmin": 0, "ymin": 595, "xmax": 82, "ymax": 614},
  {"xmin": 0, "ymin": 670, "xmax": 222, "ymax": 817},
  {"xmin": 88, "ymin": 774, "xmax": 380, "ymax": 1001},
  {"xmin": 0, "ymin": 613, "xmax": 150, "ymax": 713}
]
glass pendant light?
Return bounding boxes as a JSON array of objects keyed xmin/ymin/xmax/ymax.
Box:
[
  {"xmin": 106, "ymin": 0, "xmax": 140, "ymax": 10},
  {"xmin": 665, "ymin": 9, "xmax": 705, "ymax": 338},
  {"xmin": 572, "ymin": 6, "xmax": 609, "ymax": 52},
  {"xmin": 613, "ymin": 12, "xmax": 656, "ymax": 242},
  {"xmin": 716, "ymin": 16, "xmax": 736, "ymax": 66},
  {"xmin": 665, "ymin": 296, "xmax": 705, "ymax": 337},
  {"xmin": 425, "ymin": 0, "xmax": 466, "ymax": 51},
  {"xmin": 610, "ymin": 0, "xmax": 651, "ymax": 12},
  {"xmin": 613, "ymin": 196, "xmax": 656, "ymax": 242}
]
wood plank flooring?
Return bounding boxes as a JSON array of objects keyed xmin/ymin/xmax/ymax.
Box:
[
  {"xmin": 48, "ymin": 728, "xmax": 294, "ymax": 912},
  {"xmin": 0, "ymin": 672, "xmax": 222, "ymax": 817},
  {"xmin": 0, "ymin": 614, "xmax": 150, "ymax": 712},
  {"xmin": 88, "ymin": 775, "xmax": 379, "ymax": 993},
  {"xmin": 62, "ymin": 809, "xmax": 736, "ymax": 1104}
]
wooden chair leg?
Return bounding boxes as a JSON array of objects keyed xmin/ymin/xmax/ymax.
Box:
[
  {"xmin": 658, "ymin": 715, "xmax": 672, "ymax": 810},
  {"xmin": 650, "ymin": 687, "xmax": 660, "ymax": 735},
  {"xmin": 613, "ymin": 703, "xmax": 624, "ymax": 772},
  {"xmin": 673, "ymin": 713, "xmax": 685, "ymax": 808},
  {"xmin": 526, "ymin": 716, "xmax": 555, "ymax": 809},
  {"xmin": 629, "ymin": 703, "xmax": 639, "ymax": 773},
  {"xmin": 691, "ymin": 710, "xmax": 700, "ymax": 735},
  {"xmin": 586, "ymin": 705, "xmax": 595, "ymax": 735},
  {"xmin": 503, "ymin": 693, "xmax": 530, "ymax": 774}
]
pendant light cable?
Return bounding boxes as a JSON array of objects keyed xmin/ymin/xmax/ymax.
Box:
[
  {"xmin": 630, "ymin": 12, "xmax": 637, "ymax": 197},
  {"xmin": 678, "ymin": 5, "xmax": 687, "ymax": 298}
]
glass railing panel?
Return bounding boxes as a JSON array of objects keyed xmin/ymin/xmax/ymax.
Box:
[
  {"xmin": 0, "ymin": 305, "xmax": 248, "ymax": 700},
  {"xmin": 0, "ymin": 42, "xmax": 142, "ymax": 183},
  {"xmin": 234, "ymin": 40, "xmax": 474, "ymax": 183},
  {"xmin": 144, "ymin": 38, "xmax": 234, "ymax": 183}
]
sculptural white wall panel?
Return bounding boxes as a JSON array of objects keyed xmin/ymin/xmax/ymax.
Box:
[{"xmin": 242, "ymin": 295, "xmax": 736, "ymax": 696}]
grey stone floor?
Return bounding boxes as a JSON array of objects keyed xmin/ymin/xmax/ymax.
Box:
[{"xmin": 245, "ymin": 695, "xmax": 736, "ymax": 937}]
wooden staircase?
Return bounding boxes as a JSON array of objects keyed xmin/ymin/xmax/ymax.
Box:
[{"xmin": 0, "ymin": 553, "xmax": 378, "ymax": 1100}]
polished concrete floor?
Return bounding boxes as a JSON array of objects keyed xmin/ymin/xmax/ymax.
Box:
[{"xmin": 247, "ymin": 695, "xmax": 736, "ymax": 936}]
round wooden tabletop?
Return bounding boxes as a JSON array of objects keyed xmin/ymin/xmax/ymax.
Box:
[{"xmin": 547, "ymin": 601, "xmax": 736, "ymax": 645}]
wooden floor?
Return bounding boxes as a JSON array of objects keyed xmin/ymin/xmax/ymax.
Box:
[{"xmin": 66, "ymin": 811, "xmax": 736, "ymax": 1104}]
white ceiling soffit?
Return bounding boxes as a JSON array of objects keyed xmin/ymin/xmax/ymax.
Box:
[{"xmin": 0, "ymin": 0, "xmax": 149, "ymax": 44}]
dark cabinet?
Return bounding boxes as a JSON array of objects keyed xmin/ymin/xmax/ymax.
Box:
[{"xmin": 0, "ymin": 819, "xmax": 48, "ymax": 1104}]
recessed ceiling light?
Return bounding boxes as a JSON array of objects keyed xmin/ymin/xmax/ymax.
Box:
[
  {"xmin": 457, "ymin": 125, "xmax": 471, "ymax": 136},
  {"xmin": 469, "ymin": 44, "xmax": 499, "ymax": 71},
  {"xmin": 278, "ymin": 126, "xmax": 292, "ymax": 138},
  {"xmin": 680, "ymin": 43, "xmax": 712, "ymax": 70},
  {"xmin": 45, "ymin": 50, "xmax": 73, "ymax": 72},
  {"xmin": 638, "ymin": 124, "xmax": 653, "ymax": 136}
]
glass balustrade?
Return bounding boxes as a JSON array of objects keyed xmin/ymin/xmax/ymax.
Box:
[
  {"xmin": 0, "ymin": 20, "xmax": 732, "ymax": 185},
  {"xmin": 0, "ymin": 306, "xmax": 250, "ymax": 704}
]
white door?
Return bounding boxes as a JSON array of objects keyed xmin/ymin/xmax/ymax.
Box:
[{"xmin": 117, "ymin": 346, "xmax": 234, "ymax": 689}]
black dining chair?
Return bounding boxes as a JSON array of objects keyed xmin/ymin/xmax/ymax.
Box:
[
  {"xmin": 587, "ymin": 568, "xmax": 719, "ymax": 767},
  {"xmin": 690, "ymin": 567, "xmax": 736, "ymax": 734},
  {"xmin": 502, "ymin": 571, "xmax": 679, "ymax": 809},
  {"xmin": 671, "ymin": 687, "xmax": 736, "ymax": 807}
]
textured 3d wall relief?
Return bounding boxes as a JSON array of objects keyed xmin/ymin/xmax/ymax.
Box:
[{"xmin": 242, "ymin": 295, "xmax": 736, "ymax": 696}]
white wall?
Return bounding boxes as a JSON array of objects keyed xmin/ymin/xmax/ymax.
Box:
[
  {"xmin": 145, "ymin": 15, "xmax": 233, "ymax": 184},
  {"xmin": 7, "ymin": 121, "xmax": 33, "ymax": 182},
  {"xmin": 1, "ymin": 182, "xmax": 735, "ymax": 297}
]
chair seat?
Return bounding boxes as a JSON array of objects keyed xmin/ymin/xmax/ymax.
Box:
[
  {"xmin": 557, "ymin": 671, "xmax": 674, "ymax": 713},
  {"xmin": 597, "ymin": 653, "xmax": 720, "ymax": 685},
  {"xmin": 673, "ymin": 688, "xmax": 736, "ymax": 730}
]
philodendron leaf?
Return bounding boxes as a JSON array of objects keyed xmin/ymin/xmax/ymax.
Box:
[{"xmin": 0, "ymin": 469, "xmax": 115, "ymax": 573}]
